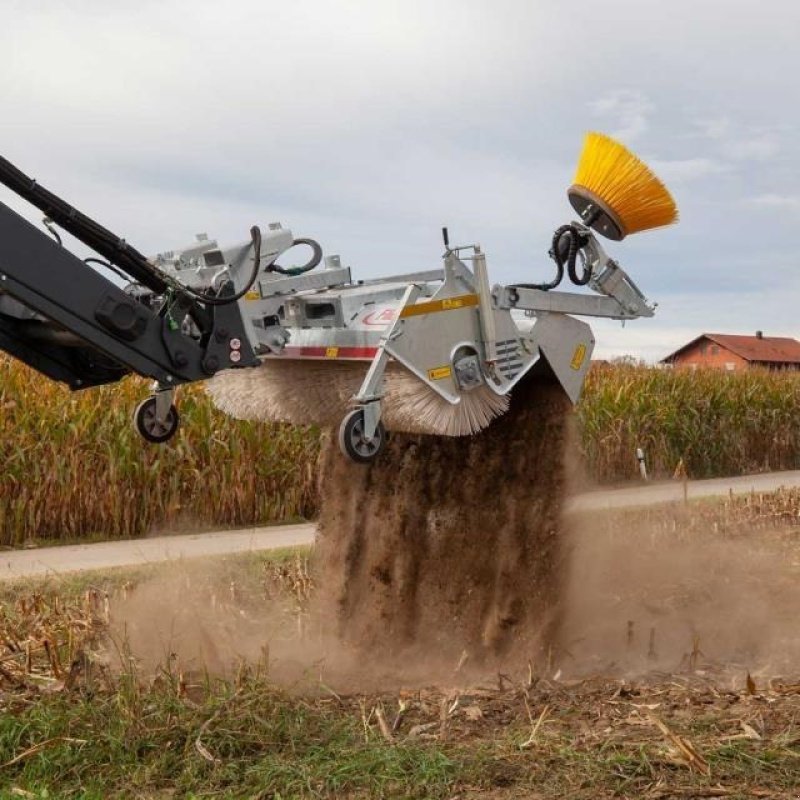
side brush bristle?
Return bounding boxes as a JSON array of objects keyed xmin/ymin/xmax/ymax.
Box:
[{"xmin": 573, "ymin": 132, "xmax": 678, "ymax": 236}]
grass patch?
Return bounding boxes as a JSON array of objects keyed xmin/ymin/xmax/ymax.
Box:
[{"xmin": 0, "ymin": 681, "xmax": 470, "ymax": 799}]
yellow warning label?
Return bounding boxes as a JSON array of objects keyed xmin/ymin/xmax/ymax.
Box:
[
  {"xmin": 427, "ymin": 365, "xmax": 452, "ymax": 381},
  {"xmin": 325, "ymin": 347, "xmax": 339, "ymax": 358},
  {"xmin": 442, "ymin": 297, "xmax": 465, "ymax": 310},
  {"xmin": 244, "ymin": 290, "xmax": 261, "ymax": 301},
  {"xmin": 399, "ymin": 294, "xmax": 479, "ymax": 319},
  {"xmin": 570, "ymin": 343, "xmax": 587, "ymax": 371}
]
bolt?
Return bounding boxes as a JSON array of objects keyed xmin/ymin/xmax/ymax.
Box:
[
  {"xmin": 201, "ymin": 355, "xmax": 220, "ymax": 375},
  {"xmin": 230, "ymin": 350, "xmax": 242, "ymax": 363},
  {"xmin": 230, "ymin": 338, "xmax": 241, "ymax": 350}
]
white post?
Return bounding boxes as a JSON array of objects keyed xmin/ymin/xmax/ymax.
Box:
[{"xmin": 636, "ymin": 447, "xmax": 648, "ymax": 481}]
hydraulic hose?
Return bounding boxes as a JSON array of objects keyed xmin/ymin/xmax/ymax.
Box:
[
  {"xmin": 267, "ymin": 237, "xmax": 323, "ymax": 276},
  {"xmin": 181, "ymin": 226, "xmax": 263, "ymax": 306},
  {"xmin": 551, "ymin": 223, "xmax": 592, "ymax": 287}
]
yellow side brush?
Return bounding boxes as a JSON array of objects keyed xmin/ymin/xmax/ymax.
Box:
[{"xmin": 568, "ymin": 131, "xmax": 678, "ymax": 240}]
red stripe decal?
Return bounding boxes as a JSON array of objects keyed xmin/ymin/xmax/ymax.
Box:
[{"xmin": 278, "ymin": 346, "xmax": 378, "ymax": 360}]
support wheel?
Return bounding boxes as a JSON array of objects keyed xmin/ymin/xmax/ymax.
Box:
[
  {"xmin": 338, "ymin": 409, "xmax": 386, "ymax": 464},
  {"xmin": 134, "ymin": 397, "xmax": 180, "ymax": 444}
]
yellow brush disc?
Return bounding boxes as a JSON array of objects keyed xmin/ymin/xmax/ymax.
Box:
[{"xmin": 568, "ymin": 132, "xmax": 678, "ymax": 240}]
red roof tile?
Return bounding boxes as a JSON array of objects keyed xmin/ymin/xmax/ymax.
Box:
[{"xmin": 662, "ymin": 333, "xmax": 800, "ymax": 364}]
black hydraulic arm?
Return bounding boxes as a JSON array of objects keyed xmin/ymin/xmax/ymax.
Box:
[
  {"xmin": 0, "ymin": 158, "xmax": 258, "ymax": 391},
  {"xmin": 0, "ymin": 156, "xmax": 169, "ymax": 294}
]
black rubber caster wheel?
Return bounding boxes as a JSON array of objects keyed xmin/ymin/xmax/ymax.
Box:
[
  {"xmin": 133, "ymin": 396, "xmax": 180, "ymax": 444},
  {"xmin": 338, "ymin": 409, "xmax": 386, "ymax": 463}
]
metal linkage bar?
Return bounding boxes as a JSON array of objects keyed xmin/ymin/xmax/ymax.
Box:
[{"xmin": 494, "ymin": 283, "xmax": 654, "ymax": 320}]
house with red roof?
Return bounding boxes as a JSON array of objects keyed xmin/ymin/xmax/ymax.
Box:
[{"xmin": 661, "ymin": 332, "xmax": 800, "ymax": 371}]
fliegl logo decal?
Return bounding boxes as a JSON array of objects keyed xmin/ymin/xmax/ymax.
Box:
[
  {"xmin": 570, "ymin": 343, "xmax": 588, "ymax": 371},
  {"xmin": 362, "ymin": 309, "xmax": 397, "ymax": 327}
]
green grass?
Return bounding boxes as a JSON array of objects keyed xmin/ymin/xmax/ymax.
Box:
[
  {"xmin": 0, "ymin": 683, "xmax": 468, "ymax": 799},
  {"xmin": 5, "ymin": 699, "xmax": 796, "ymax": 800}
]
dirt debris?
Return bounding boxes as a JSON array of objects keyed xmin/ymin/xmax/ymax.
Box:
[{"xmin": 313, "ymin": 372, "xmax": 573, "ymax": 672}]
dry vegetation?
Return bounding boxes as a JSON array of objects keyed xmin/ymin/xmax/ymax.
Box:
[
  {"xmin": 4, "ymin": 357, "xmax": 800, "ymax": 544},
  {"xmin": 579, "ymin": 363, "xmax": 800, "ymax": 482},
  {"xmin": 2, "ymin": 494, "xmax": 800, "ymax": 797},
  {"xmin": 0, "ymin": 357, "xmax": 319, "ymax": 545}
]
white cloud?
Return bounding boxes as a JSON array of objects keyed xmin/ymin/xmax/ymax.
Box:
[
  {"xmin": 722, "ymin": 134, "xmax": 779, "ymax": 161},
  {"xmin": 694, "ymin": 118, "xmax": 732, "ymax": 140},
  {"xmin": 589, "ymin": 90, "xmax": 654, "ymax": 142},
  {"xmin": 692, "ymin": 118, "xmax": 781, "ymax": 161}
]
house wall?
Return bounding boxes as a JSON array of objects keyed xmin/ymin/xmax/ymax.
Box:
[{"xmin": 669, "ymin": 340, "xmax": 748, "ymax": 371}]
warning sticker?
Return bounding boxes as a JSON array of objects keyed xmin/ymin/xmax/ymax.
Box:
[
  {"xmin": 427, "ymin": 365, "xmax": 452, "ymax": 381},
  {"xmin": 325, "ymin": 347, "xmax": 339, "ymax": 358},
  {"xmin": 441, "ymin": 297, "xmax": 465, "ymax": 310},
  {"xmin": 399, "ymin": 294, "xmax": 479, "ymax": 319},
  {"xmin": 570, "ymin": 343, "xmax": 587, "ymax": 371},
  {"xmin": 244, "ymin": 290, "xmax": 261, "ymax": 301}
]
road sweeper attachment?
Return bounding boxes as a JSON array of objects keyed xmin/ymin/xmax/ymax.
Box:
[{"xmin": 0, "ymin": 132, "xmax": 677, "ymax": 462}]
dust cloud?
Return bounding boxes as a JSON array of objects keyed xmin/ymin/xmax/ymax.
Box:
[
  {"xmin": 559, "ymin": 515, "xmax": 800, "ymax": 678},
  {"xmin": 111, "ymin": 367, "xmax": 800, "ymax": 686},
  {"xmin": 111, "ymin": 372, "xmax": 574, "ymax": 683},
  {"xmin": 110, "ymin": 562, "xmax": 284, "ymax": 676}
]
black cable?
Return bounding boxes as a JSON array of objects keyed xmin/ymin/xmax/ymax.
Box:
[
  {"xmin": 267, "ymin": 237, "xmax": 323, "ymax": 276},
  {"xmin": 84, "ymin": 256, "xmax": 130, "ymax": 282},
  {"xmin": 514, "ymin": 258, "xmax": 564, "ymax": 292},
  {"xmin": 552, "ymin": 224, "xmax": 592, "ymax": 286},
  {"xmin": 181, "ymin": 226, "xmax": 263, "ymax": 306},
  {"xmin": 42, "ymin": 218, "xmax": 62, "ymax": 246},
  {"xmin": 0, "ymin": 155, "xmax": 168, "ymax": 293}
]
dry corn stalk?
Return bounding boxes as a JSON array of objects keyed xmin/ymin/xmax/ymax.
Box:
[{"xmin": 650, "ymin": 715, "xmax": 710, "ymax": 776}]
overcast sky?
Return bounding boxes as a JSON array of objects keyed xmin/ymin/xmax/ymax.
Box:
[{"xmin": 2, "ymin": 0, "xmax": 798, "ymax": 361}]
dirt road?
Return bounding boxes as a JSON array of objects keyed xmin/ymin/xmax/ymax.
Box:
[
  {"xmin": 3, "ymin": 470, "xmax": 800, "ymax": 581},
  {"xmin": 0, "ymin": 524, "xmax": 312, "ymax": 581}
]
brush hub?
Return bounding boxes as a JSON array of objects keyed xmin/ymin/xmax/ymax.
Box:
[{"xmin": 567, "ymin": 185, "xmax": 627, "ymax": 241}]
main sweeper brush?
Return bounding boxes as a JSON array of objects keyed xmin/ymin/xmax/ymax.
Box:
[
  {"xmin": 207, "ymin": 360, "xmax": 509, "ymax": 438},
  {"xmin": 568, "ymin": 131, "xmax": 678, "ymax": 240},
  {"xmin": 0, "ymin": 134, "xmax": 677, "ymax": 463}
]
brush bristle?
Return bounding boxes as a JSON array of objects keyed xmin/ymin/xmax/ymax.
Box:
[
  {"xmin": 206, "ymin": 360, "xmax": 509, "ymax": 437},
  {"xmin": 574, "ymin": 131, "xmax": 678, "ymax": 235}
]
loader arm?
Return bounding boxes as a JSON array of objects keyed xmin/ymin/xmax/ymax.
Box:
[{"xmin": 0, "ymin": 156, "xmax": 259, "ymax": 441}]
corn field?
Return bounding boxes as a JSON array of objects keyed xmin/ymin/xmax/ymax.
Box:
[
  {"xmin": 3, "ymin": 357, "xmax": 800, "ymax": 543},
  {"xmin": 0, "ymin": 358, "xmax": 320, "ymax": 545},
  {"xmin": 579, "ymin": 364, "xmax": 800, "ymax": 482}
]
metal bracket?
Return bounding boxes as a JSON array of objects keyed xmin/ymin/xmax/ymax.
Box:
[
  {"xmin": 353, "ymin": 283, "xmax": 421, "ymax": 438},
  {"xmin": 154, "ymin": 385, "xmax": 175, "ymax": 424}
]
